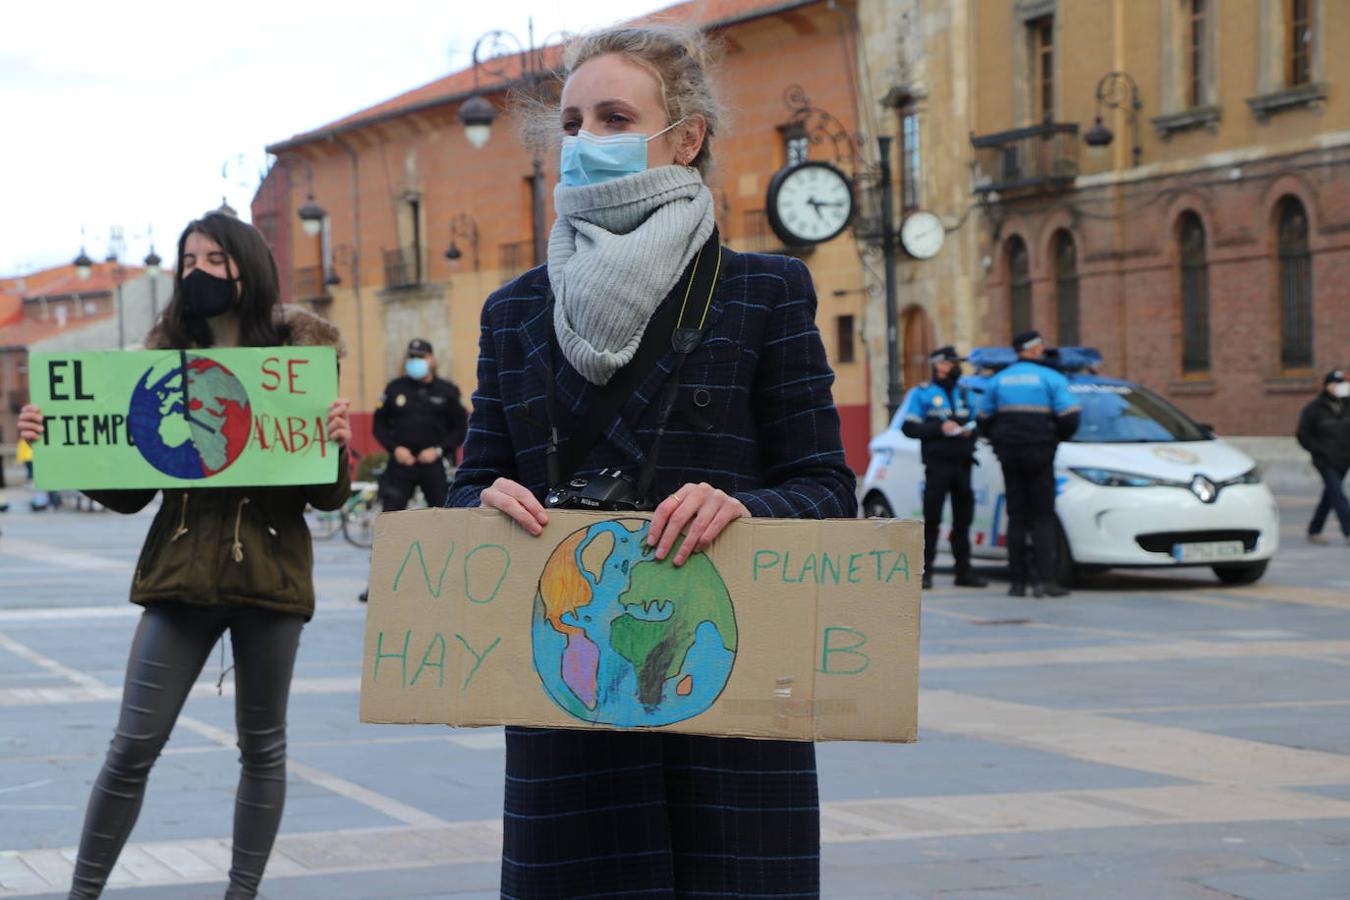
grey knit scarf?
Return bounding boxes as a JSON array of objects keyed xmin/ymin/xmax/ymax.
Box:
[{"xmin": 548, "ymin": 165, "xmax": 715, "ymax": 386}]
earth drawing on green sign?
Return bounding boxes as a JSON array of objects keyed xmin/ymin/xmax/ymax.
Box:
[
  {"xmin": 127, "ymin": 354, "xmax": 252, "ymax": 480},
  {"xmin": 532, "ymin": 519, "xmax": 737, "ymax": 727}
]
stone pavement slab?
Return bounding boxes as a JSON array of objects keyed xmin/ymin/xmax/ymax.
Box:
[{"xmin": 3, "ymin": 494, "xmax": 1350, "ymax": 897}]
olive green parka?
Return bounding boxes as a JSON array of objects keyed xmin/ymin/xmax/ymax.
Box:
[{"xmin": 86, "ymin": 307, "xmax": 350, "ymax": 620}]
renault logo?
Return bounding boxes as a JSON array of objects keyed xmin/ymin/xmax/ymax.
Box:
[{"xmin": 1190, "ymin": 474, "xmax": 1218, "ymax": 503}]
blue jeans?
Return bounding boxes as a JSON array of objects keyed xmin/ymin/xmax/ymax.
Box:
[{"xmin": 1310, "ymin": 459, "xmax": 1350, "ymax": 537}]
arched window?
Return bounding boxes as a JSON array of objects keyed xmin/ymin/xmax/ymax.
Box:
[
  {"xmin": 1007, "ymin": 237, "xmax": 1032, "ymax": 337},
  {"xmin": 1178, "ymin": 213, "xmax": 1210, "ymax": 374},
  {"xmin": 1278, "ymin": 196, "xmax": 1313, "ymax": 370},
  {"xmin": 1053, "ymin": 231, "xmax": 1080, "ymax": 345}
]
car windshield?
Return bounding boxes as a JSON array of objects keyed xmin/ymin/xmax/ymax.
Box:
[{"xmin": 1067, "ymin": 382, "xmax": 1210, "ymax": 443}]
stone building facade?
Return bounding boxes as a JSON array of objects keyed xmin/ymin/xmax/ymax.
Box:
[{"xmin": 969, "ymin": 0, "xmax": 1348, "ymax": 435}]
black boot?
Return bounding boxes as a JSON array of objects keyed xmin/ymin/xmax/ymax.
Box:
[
  {"xmin": 358, "ymin": 590, "xmax": 369, "ymax": 603},
  {"xmin": 921, "ymin": 573, "xmax": 933, "ymax": 590},
  {"xmin": 1038, "ymin": 582, "xmax": 1070, "ymax": 598},
  {"xmin": 1008, "ymin": 581, "xmax": 1027, "ymax": 597},
  {"xmin": 954, "ymin": 571, "xmax": 988, "ymax": 588}
]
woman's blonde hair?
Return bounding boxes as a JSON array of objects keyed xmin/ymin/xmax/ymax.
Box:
[{"xmin": 519, "ymin": 23, "xmax": 726, "ymax": 177}]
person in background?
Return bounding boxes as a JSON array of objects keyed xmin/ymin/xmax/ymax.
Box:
[
  {"xmin": 19, "ymin": 211, "xmax": 351, "ymax": 899},
  {"xmin": 977, "ymin": 330, "xmax": 1080, "ymax": 597},
  {"xmin": 902, "ymin": 346, "xmax": 987, "ymax": 590},
  {"xmin": 446, "ymin": 23, "xmax": 856, "ymax": 896},
  {"xmin": 371, "ymin": 338, "xmax": 467, "ymax": 511},
  {"xmin": 1296, "ymin": 368, "xmax": 1350, "ymax": 544},
  {"xmin": 359, "ymin": 338, "xmax": 467, "ymax": 602}
]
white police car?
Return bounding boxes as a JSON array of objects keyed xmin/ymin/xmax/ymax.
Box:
[{"xmin": 861, "ymin": 348, "xmax": 1280, "ymax": 585}]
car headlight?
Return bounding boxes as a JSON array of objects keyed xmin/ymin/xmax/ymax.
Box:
[{"xmin": 1069, "ymin": 467, "xmax": 1180, "ymax": 488}]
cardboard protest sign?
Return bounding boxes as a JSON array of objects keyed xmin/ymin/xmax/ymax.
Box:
[
  {"xmin": 360, "ymin": 509, "xmax": 920, "ymax": 742},
  {"xmin": 29, "ymin": 348, "xmax": 339, "ymax": 490}
]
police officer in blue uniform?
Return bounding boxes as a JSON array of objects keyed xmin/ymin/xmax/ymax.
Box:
[
  {"xmin": 977, "ymin": 330, "xmax": 1081, "ymax": 597},
  {"xmin": 902, "ymin": 346, "xmax": 988, "ymax": 590}
]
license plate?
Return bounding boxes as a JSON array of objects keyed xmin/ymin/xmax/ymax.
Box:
[{"xmin": 1172, "ymin": 541, "xmax": 1245, "ymax": 562}]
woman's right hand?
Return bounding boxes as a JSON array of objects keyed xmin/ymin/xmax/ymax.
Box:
[
  {"xmin": 17, "ymin": 404, "xmax": 44, "ymax": 443},
  {"xmin": 480, "ymin": 477, "xmax": 549, "ymax": 536}
]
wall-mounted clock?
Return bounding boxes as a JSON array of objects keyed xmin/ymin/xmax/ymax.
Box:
[
  {"xmin": 900, "ymin": 210, "xmax": 946, "ymax": 260},
  {"xmin": 765, "ymin": 161, "xmax": 855, "ymax": 247}
]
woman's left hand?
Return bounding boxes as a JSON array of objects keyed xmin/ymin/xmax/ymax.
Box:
[
  {"xmin": 647, "ymin": 482, "xmax": 751, "ymax": 567},
  {"xmin": 327, "ymin": 398, "xmax": 352, "ymax": 446}
]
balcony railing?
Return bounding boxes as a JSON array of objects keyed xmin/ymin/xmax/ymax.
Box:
[
  {"xmin": 498, "ymin": 240, "xmax": 534, "ymax": 284},
  {"xmin": 292, "ymin": 266, "xmax": 329, "ymax": 302},
  {"xmin": 383, "ymin": 247, "xmax": 421, "ymax": 290},
  {"xmin": 970, "ymin": 122, "xmax": 1080, "ymax": 194}
]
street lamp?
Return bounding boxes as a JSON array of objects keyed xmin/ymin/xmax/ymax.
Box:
[
  {"xmin": 444, "ymin": 214, "xmax": 480, "ymax": 271},
  {"xmin": 459, "ymin": 19, "xmax": 566, "ymax": 268},
  {"xmin": 144, "ymin": 243, "xmax": 162, "ymax": 319},
  {"xmin": 1084, "ymin": 71, "xmax": 1142, "ymax": 167},
  {"xmin": 457, "ymin": 96, "xmax": 497, "ymax": 150}
]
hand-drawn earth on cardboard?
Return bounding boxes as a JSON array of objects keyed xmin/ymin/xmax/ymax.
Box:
[
  {"xmin": 127, "ymin": 354, "xmax": 252, "ymax": 479},
  {"xmin": 532, "ymin": 518, "xmax": 738, "ymax": 727}
]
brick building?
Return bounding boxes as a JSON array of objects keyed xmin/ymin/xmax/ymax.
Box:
[
  {"xmin": 968, "ymin": 0, "xmax": 1349, "ymax": 435},
  {"xmin": 0, "ymin": 262, "xmax": 168, "ymax": 442},
  {"xmin": 257, "ymin": 0, "xmax": 881, "ymax": 469}
]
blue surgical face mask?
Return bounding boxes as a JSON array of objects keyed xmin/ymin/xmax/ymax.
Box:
[
  {"xmin": 559, "ymin": 118, "xmax": 687, "ymax": 187},
  {"xmin": 405, "ymin": 357, "xmax": 430, "ymax": 380}
]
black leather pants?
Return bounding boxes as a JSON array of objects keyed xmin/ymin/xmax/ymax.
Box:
[{"xmin": 68, "ymin": 603, "xmax": 304, "ymax": 900}]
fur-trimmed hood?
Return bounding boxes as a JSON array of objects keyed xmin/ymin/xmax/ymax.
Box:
[{"xmin": 143, "ymin": 304, "xmax": 346, "ymax": 356}]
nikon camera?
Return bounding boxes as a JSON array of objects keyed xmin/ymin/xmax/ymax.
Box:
[{"xmin": 544, "ymin": 468, "xmax": 654, "ymax": 512}]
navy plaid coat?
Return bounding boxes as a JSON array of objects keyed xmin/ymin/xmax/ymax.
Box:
[
  {"xmin": 446, "ymin": 249, "xmax": 857, "ymax": 516},
  {"xmin": 448, "ymin": 249, "xmax": 855, "ymax": 898}
]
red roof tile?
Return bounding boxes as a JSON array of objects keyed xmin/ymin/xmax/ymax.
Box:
[
  {"xmin": 0, "ymin": 309, "xmax": 117, "ymax": 351},
  {"xmin": 23, "ymin": 266, "xmax": 144, "ymax": 300},
  {"xmin": 269, "ymin": 0, "xmax": 817, "ymax": 151},
  {"xmin": 0, "ymin": 294, "xmax": 21, "ymax": 328}
]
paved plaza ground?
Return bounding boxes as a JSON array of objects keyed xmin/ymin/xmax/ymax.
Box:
[{"xmin": 0, "ymin": 488, "xmax": 1347, "ymax": 898}]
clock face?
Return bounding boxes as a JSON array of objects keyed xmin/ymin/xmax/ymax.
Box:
[
  {"xmin": 766, "ymin": 162, "xmax": 854, "ymax": 246},
  {"xmin": 900, "ymin": 211, "xmax": 945, "ymax": 260}
]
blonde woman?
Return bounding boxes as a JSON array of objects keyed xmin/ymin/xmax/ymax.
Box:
[{"xmin": 448, "ymin": 25, "xmax": 856, "ymax": 897}]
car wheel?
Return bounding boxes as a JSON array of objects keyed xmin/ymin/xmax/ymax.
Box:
[
  {"xmin": 1213, "ymin": 560, "xmax": 1268, "ymax": 585},
  {"xmin": 862, "ymin": 492, "xmax": 894, "ymax": 519}
]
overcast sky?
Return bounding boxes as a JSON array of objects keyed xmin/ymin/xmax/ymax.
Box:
[{"xmin": 1, "ymin": 0, "xmax": 675, "ymax": 277}]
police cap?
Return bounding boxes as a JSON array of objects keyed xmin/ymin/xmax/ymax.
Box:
[
  {"xmin": 928, "ymin": 345, "xmax": 964, "ymax": 364},
  {"xmin": 1327, "ymin": 369, "xmax": 1347, "ymax": 385},
  {"xmin": 1012, "ymin": 330, "xmax": 1044, "ymax": 352},
  {"xmin": 407, "ymin": 338, "xmax": 433, "ymax": 357}
]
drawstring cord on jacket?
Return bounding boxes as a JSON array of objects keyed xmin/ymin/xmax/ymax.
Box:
[
  {"xmin": 231, "ymin": 497, "xmax": 250, "ymax": 563},
  {"xmin": 170, "ymin": 495, "xmax": 190, "ymax": 542},
  {"xmin": 215, "ymin": 496, "xmax": 251, "ymax": 694},
  {"xmin": 216, "ymin": 641, "xmax": 233, "ymax": 696}
]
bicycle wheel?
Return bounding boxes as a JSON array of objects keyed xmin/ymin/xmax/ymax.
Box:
[
  {"xmin": 304, "ymin": 505, "xmax": 343, "ymax": 540},
  {"xmin": 342, "ymin": 495, "xmax": 382, "ymax": 548}
]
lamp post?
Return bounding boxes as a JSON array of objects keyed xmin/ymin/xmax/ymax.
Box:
[
  {"xmin": 779, "ymin": 85, "xmax": 904, "ymax": 419},
  {"xmin": 1083, "ymin": 71, "xmax": 1142, "ymax": 167},
  {"xmin": 458, "ymin": 20, "xmax": 564, "ymax": 268},
  {"xmin": 143, "ymin": 241, "xmax": 162, "ymax": 319}
]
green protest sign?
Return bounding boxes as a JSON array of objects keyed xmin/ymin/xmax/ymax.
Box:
[{"xmin": 29, "ymin": 348, "xmax": 340, "ymax": 490}]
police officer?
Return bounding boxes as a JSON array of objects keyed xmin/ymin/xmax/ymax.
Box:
[
  {"xmin": 902, "ymin": 346, "xmax": 988, "ymax": 590},
  {"xmin": 977, "ymin": 330, "xmax": 1080, "ymax": 597},
  {"xmin": 373, "ymin": 338, "xmax": 468, "ymax": 511}
]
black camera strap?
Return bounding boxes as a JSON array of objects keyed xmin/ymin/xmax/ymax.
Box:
[{"xmin": 539, "ymin": 227, "xmax": 722, "ymax": 491}]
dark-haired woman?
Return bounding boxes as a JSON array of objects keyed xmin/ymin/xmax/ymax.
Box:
[
  {"xmin": 19, "ymin": 212, "xmax": 352, "ymax": 900},
  {"xmin": 448, "ymin": 24, "xmax": 856, "ymax": 898}
]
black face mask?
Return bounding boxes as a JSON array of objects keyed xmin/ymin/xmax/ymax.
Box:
[{"xmin": 181, "ymin": 268, "xmax": 238, "ymax": 319}]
